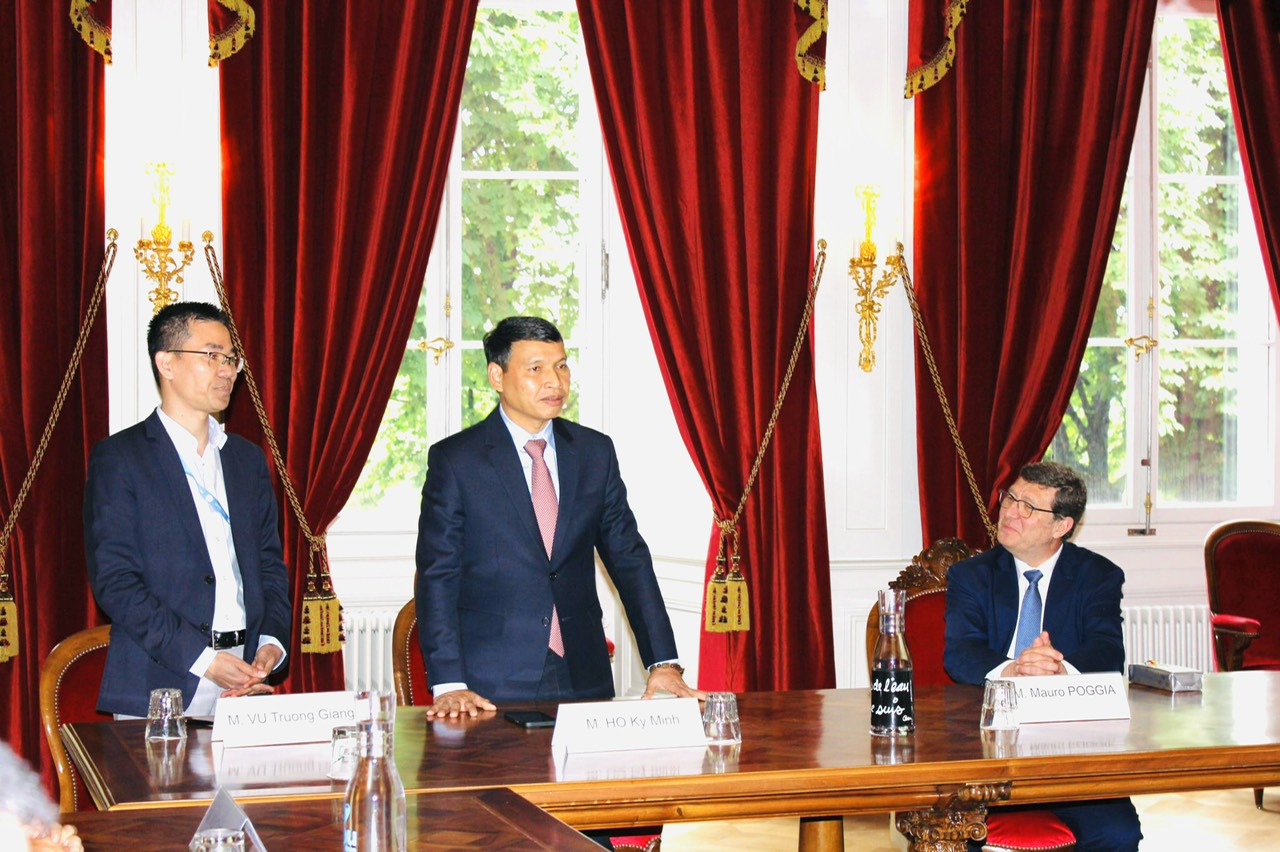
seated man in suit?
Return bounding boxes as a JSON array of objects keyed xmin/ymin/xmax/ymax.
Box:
[
  {"xmin": 945, "ymin": 461, "xmax": 1141, "ymax": 852},
  {"xmin": 416, "ymin": 316, "xmax": 702, "ymax": 717},
  {"xmin": 84, "ymin": 302, "xmax": 291, "ymax": 717}
]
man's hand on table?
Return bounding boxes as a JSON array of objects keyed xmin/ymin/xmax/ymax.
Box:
[
  {"xmin": 1000, "ymin": 631, "xmax": 1066, "ymax": 677},
  {"xmin": 427, "ymin": 689, "xmax": 497, "ymax": 719},
  {"xmin": 642, "ymin": 664, "xmax": 707, "ymax": 700}
]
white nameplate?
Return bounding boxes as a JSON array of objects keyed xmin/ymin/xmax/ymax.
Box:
[
  {"xmin": 216, "ymin": 742, "xmax": 333, "ymax": 785},
  {"xmin": 1006, "ymin": 673, "xmax": 1130, "ymax": 724},
  {"xmin": 213, "ymin": 691, "xmax": 357, "ymax": 748},
  {"xmin": 551, "ymin": 697, "xmax": 707, "ymax": 756},
  {"xmin": 556, "ymin": 745, "xmax": 709, "ymax": 783}
]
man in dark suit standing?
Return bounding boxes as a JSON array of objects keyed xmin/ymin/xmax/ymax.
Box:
[
  {"xmin": 84, "ymin": 302, "xmax": 291, "ymax": 718},
  {"xmin": 416, "ymin": 316, "xmax": 701, "ymax": 717},
  {"xmin": 945, "ymin": 461, "xmax": 1141, "ymax": 851}
]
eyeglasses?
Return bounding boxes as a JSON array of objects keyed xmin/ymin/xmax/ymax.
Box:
[
  {"xmin": 167, "ymin": 350, "xmax": 245, "ymax": 373},
  {"xmin": 998, "ymin": 489, "xmax": 1056, "ymax": 520}
]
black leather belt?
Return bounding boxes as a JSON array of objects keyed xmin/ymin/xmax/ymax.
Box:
[{"xmin": 210, "ymin": 629, "xmax": 246, "ymax": 649}]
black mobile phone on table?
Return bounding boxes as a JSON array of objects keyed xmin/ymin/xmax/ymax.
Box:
[{"xmin": 504, "ymin": 710, "xmax": 556, "ymax": 728}]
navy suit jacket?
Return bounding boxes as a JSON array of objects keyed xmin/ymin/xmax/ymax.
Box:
[
  {"xmin": 415, "ymin": 408, "xmax": 678, "ymax": 702},
  {"xmin": 943, "ymin": 541, "xmax": 1126, "ymax": 686},
  {"xmin": 84, "ymin": 411, "xmax": 292, "ymax": 716}
]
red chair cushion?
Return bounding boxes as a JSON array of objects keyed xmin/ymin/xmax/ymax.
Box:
[
  {"xmin": 1211, "ymin": 613, "xmax": 1261, "ymax": 634},
  {"xmin": 610, "ymin": 834, "xmax": 660, "ymax": 851},
  {"xmin": 987, "ymin": 809, "xmax": 1076, "ymax": 849},
  {"xmin": 58, "ymin": 646, "xmax": 111, "ymax": 726},
  {"xmin": 407, "ymin": 624, "xmax": 429, "ymax": 706},
  {"xmin": 1210, "ymin": 530, "xmax": 1280, "ymax": 670},
  {"xmin": 905, "ymin": 591, "xmax": 951, "ymax": 686}
]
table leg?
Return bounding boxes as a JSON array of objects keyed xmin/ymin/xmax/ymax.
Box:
[
  {"xmin": 798, "ymin": 815, "xmax": 844, "ymax": 852},
  {"xmin": 894, "ymin": 782, "xmax": 1011, "ymax": 852}
]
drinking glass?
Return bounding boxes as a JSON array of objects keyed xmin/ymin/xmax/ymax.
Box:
[
  {"xmin": 189, "ymin": 828, "xmax": 245, "ymax": 852},
  {"xmin": 328, "ymin": 724, "xmax": 360, "ymax": 780},
  {"xmin": 354, "ymin": 689, "xmax": 396, "ymax": 725},
  {"xmin": 702, "ymin": 692, "xmax": 742, "ymax": 745},
  {"xmin": 980, "ymin": 679, "xmax": 1020, "ymax": 730},
  {"xmin": 145, "ymin": 688, "xmax": 187, "ymax": 741}
]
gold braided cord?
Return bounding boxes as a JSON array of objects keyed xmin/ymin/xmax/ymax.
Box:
[
  {"xmin": 0, "ymin": 231, "xmax": 118, "ymax": 662},
  {"xmin": 68, "ymin": 0, "xmax": 112, "ymax": 63},
  {"xmin": 209, "ymin": 0, "xmax": 257, "ymax": 67},
  {"xmin": 721, "ymin": 243, "xmax": 827, "ymax": 534},
  {"xmin": 202, "ymin": 236, "xmax": 342, "ymax": 653},
  {"xmin": 794, "ymin": 0, "xmax": 827, "ymax": 90},
  {"xmin": 890, "ymin": 248, "xmax": 996, "ymax": 545},
  {"xmin": 904, "ymin": 0, "xmax": 970, "ymax": 99},
  {"xmin": 706, "ymin": 242, "xmax": 827, "ymax": 634}
]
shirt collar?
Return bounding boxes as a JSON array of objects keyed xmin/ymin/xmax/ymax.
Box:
[
  {"xmin": 1012, "ymin": 542, "xmax": 1064, "ymax": 585},
  {"xmin": 156, "ymin": 407, "xmax": 229, "ymax": 454},
  {"xmin": 497, "ymin": 405, "xmax": 555, "ymax": 450}
]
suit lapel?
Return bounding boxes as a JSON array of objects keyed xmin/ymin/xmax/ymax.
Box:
[
  {"xmin": 551, "ymin": 420, "xmax": 578, "ymax": 561},
  {"xmin": 145, "ymin": 411, "xmax": 216, "ymax": 572},
  {"xmin": 994, "ymin": 547, "xmax": 1020, "ymax": 649},
  {"xmin": 483, "ymin": 410, "xmax": 546, "ymax": 559},
  {"xmin": 1043, "ymin": 541, "xmax": 1078, "ymax": 637},
  {"xmin": 221, "ymin": 441, "xmax": 254, "ymax": 573}
]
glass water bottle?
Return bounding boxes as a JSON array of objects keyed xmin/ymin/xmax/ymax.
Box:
[
  {"xmin": 870, "ymin": 587, "xmax": 915, "ymax": 736},
  {"xmin": 342, "ymin": 720, "xmax": 407, "ymax": 851}
]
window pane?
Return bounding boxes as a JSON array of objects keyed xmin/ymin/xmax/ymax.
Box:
[
  {"xmin": 1091, "ymin": 190, "xmax": 1130, "ymax": 339},
  {"xmin": 461, "ymin": 346, "xmax": 580, "ymax": 432},
  {"xmin": 346, "ymin": 344, "xmax": 429, "ymax": 510},
  {"xmin": 1156, "ymin": 17, "xmax": 1239, "ymax": 178},
  {"xmin": 1159, "ymin": 181, "xmax": 1241, "ymax": 340},
  {"xmin": 461, "ymin": 9, "xmax": 581, "ymax": 172},
  {"xmin": 461, "ymin": 177, "xmax": 581, "ymax": 340},
  {"xmin": 1158, "ymin": 345, "xmax": 1238, "ymax": 503},
  {"xmin": 1048, "ymin": 345, "xmax": 1130, "ymax": 505}
]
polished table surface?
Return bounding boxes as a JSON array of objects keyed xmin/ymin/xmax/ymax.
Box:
[
  {"xmin": 68, "ymin": 787, "xmax": 599, "ymax": 851},
  {"xmin": 65, "ymin": 673, "xmax": 1280, "ymax": 831}
]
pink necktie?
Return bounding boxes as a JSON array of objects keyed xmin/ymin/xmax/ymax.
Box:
[{"xmin": 526, "ymin": 439, "xmax": 564, "ymax": 657}]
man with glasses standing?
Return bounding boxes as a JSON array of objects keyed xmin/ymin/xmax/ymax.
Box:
[
  {"xmin": 944, "ymin": 461, "xmax": 1140, "ymax": 851},
  {"xmin": 84, "ymin": 302, "xmax": 291, "ymax": 718}
]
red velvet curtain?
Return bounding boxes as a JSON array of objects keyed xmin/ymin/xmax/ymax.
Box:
[
  {"xmin": 911, "ymin": 0, "xmax": 1157, "ymax": 546},
  {"xmin": 1217, "ymin": 0, "xmax": 1280, "ymax": 320},
  {"xmin": 219, "ymin": 0, "xmax": 478, "ymax": 691},
  {"xmin": 0, "ymin": 5, "xmax": 106, "ymax": 789},
  {"xmin": 577, "ymin": 1, "xmax": 833, "ymax": 691}
]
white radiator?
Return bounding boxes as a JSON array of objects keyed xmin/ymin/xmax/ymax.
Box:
[
  {"xmin": 341, "ymin": 607, "xmax": 399, "ymax": 694},
  {"xmin": 342, "ymin": 603, "xmax": 1217, "ymax": 692},
  {"xmin": 1122, "ymin": 604, "xmax": 1214, "ymax": 672}
]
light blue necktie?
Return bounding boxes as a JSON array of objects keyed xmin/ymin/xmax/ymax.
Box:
[{"xmin": 1013, "ymin": 569, "xmax": 1044, "ymax": 656}]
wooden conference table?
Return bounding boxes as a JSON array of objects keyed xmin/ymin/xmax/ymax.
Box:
[
  {"xmin": 70, "ymin": 787, "xmax": 598, "ymax": 850},
  {"xmin": 63, "ymin": 672, "xmax": 1280, "ymax": 851}
]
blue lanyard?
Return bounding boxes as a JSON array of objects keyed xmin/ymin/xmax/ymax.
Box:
[{"xmin": 179, "ymin": 454, "xmax": 231, "ymax": 525}]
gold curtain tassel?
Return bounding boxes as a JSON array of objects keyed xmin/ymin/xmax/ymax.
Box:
[
  {"xmin": 301, "ymin": 592, "xmax": 341, "ymax": 654},
  {"xmin": 704, "ymin": 575, "xmax": 732, "ymax": 633},
  {"xmin": 0, "ymin": 596, "xmax": 18, "ymax": 663},
  {"xmin": 724, "ymin": 571, "xmax": 751, "ymax": 632}
]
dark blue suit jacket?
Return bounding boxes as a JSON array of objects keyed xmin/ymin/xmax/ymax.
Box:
[
  {"xmin": 84, "ymin": 411, "xmax": 292, "ymax": 716},
  {"xmin": 943, "ymin": 541, "xmax": 1126, "ymax": 685},
  {"xmin": 415, "ymin": 408, "xmax": 678, "ymax": 702}
]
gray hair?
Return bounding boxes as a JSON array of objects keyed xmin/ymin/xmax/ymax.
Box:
[{"xmin": 0, "ymin": 740, "xmax": 57, "ymax": 827}]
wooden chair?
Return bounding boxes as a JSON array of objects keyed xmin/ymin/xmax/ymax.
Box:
[
  {"xmin": 391, "ymin": 599, "xmax": 428, "ymax": 706},
  {"xmin": 866, "ymin": 540, "xmax": 1076, "ymax": 852},
  {"xmin": 38, "ymin": 624, "xmax": 112, "ymax": 812},
  {"xmin": 1204, "ymin": 519, "xmax": 1280, "ymax": 809}
]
